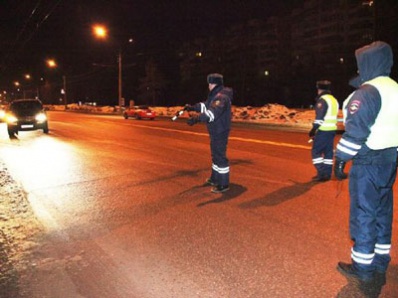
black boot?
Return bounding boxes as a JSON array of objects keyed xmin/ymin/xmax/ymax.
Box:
[
  {"xmin": 205, "ymin": 178, "xmax": 217, "ymax": 186},
  {"xmin": 337, "ymin": 262, "xmax": 374, "ymax": 282},
  {"xmin": 211, "ymin": 185, "xmax": 230, "ymax": 193},
  {"xmin": 311, "ymin": 175, "xmax": 330, "ymax": 182}
]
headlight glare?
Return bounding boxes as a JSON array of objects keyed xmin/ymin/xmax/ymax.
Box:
[
  {"xmin": 5, "ymin": 114, "xmax": 18, "ymax": 124},
  {"xmin": 36, "ymin": 113, "xmax": 47, "ymax": 123}
]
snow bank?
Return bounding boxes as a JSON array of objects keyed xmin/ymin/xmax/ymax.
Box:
[{"xmin": 46, "ymin": 103, "xmax": 316, "ymax": 128}]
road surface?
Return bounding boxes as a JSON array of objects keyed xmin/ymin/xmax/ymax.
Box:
[{"xmin": 0, "ymin": 111, "xmax": 397, "ymax": 297}]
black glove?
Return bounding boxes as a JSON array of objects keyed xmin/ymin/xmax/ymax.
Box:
[
  {"xmin": 334, "ymin": 158, "xmax": 348, "ymax": 180},
  {"xmin": 184, "ymin": 104, "xmax": 195, "ymax": 111},
  {"xmin": 187, "ymin": 116, "xmax": 199, "ymax": 126},
  {"xmin": 309, "ymin": 127, "xmax": 317, "ymax": 138}
]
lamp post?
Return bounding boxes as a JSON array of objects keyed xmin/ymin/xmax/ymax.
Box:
[
  {"xmin": 24, "ymin": 74, "xmax": 33, "ymax": 98},
  {"xmin": 14, "ymin": 74, "xmax": 35, "ymax": 99},
  {"xmin": 14, "ymin": 81, "xmax": 21, "ymax": 99},
  {"xmin": 46, "ymin": 59, "xmax": 67, "ymax": 107},
  {"xmin": 118, "ymin": 49, "xmax": 123, "ymax": 107},
  {"xmin": 93, "ymin": 24, "xmax": 133, "ymax": 107}
]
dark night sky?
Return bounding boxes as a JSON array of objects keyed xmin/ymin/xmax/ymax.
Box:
[
  {"xmin": 0, "ymin": 0, "xmax": 303, "ymax": 102},
  {"xmin": 0, "ymin": 1, "xmax": 302, "ymax": 72}
]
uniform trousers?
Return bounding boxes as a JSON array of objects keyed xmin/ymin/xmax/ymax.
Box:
[
  {"xmin": 209, "ymin": 130, "xmax": 230, "ymax": 186},
  {"xmin": 311, "ymin": 130, "xmax": 336, "ymax": 178},
  {"xmin": 348, "ymin": 160, "xmax": 396, "ymax": 278}
]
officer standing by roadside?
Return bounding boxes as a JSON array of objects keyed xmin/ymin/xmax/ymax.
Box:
[
  {"xmin": 184, "ymin": 73, "xmax": 233, "ymax": 193},
  {"xmin": 334, "ymin": 41, "xmax": 398, "ymax": 283},
  {"xmin": 309, "ymin": 80, "xmax": 339, "ymax": 182}
]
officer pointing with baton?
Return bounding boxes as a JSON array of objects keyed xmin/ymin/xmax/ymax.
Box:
[{"xmin": 184, "ymin": 73, "xmax": 233, "ymax": 193}]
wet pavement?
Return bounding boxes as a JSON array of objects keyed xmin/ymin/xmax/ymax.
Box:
[{"xmin": 0, "ymin": 113, "xmax": 397, "ymax": 297}]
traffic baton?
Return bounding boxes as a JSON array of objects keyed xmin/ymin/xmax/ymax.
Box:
[{"xmin": 171, "ymin": 109, "xmax": 185, "ymax": 121}]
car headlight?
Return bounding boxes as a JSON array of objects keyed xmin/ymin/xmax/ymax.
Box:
[
  {"xmin": 35, "ymin": 113, "xmax": 47, "ymax": 123},
  {"xmin": 5, "ymin": 114, "xmax": 18, "ymax": 124},
  {"xmin": 0, "ymin": 110, "xmax": 5, "ymax": 119}
]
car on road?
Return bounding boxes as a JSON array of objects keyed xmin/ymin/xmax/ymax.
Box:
[
  {"xmin": 123, "ymin": 105, "xmax": 156, "ymax": 120},
  {"xmin": 5, "ymin": 98, "xmax": 49, "ymax": 137}
]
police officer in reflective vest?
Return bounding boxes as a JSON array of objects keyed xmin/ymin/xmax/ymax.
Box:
[
  {"xmin": 184, "ymin": 73, "xmax": 233, "ymax": 193},
  {"xmin": 335, "ymin": 41, "xmax": 398, "ymax": 282},
  {"xmin": 309, "ymin": 80, "xmax": 339, "ymax": 182}
]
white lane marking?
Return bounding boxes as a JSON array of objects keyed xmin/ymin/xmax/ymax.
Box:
[{"xmin": 128, "ymin": 123, "xmax": 312, "ymax": 150}]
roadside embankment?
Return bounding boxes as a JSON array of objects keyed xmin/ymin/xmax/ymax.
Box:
[{"xmin": 0, "ymin": 162, "xmax": 43, "ymax": 298}]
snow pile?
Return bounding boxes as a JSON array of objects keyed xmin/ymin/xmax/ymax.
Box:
[
  {"xmin": 49, "ymin": 103, "xmax": 314, "ymax": 128},
  {"xmin": 47, "ymin": 103, "xmax": 353, "ymax": 131},
  {"xmin": 231, "ymin": 104, "xmax": 314, "ymax": 126},
  {"xmin": 150, "ymin": 104, "xmax": 313, "ymax": 127},
  {"xmin": 62, "ymin": 103, "xmax": 120, "ymax": 114}
]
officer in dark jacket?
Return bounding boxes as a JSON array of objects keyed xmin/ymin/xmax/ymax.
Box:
[
  {"xmin": 185, "ymin": 73, "xmax": 233, "ymax": 193},
  {"xmin": 335, "ymin": 41, "xmax": 398, "ymax": 282}
]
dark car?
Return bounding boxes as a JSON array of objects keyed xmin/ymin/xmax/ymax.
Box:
[
  {"xmin": 5, "ymin": 99, "xmax": 49, "ymax": 137},
  {"xmin": 123, "ymin": 105, "xmax": 156, "ymax": 120}
]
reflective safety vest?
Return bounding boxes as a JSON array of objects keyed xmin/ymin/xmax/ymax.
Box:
[
  {"xmin": 319, "ymin": 94, "xmax": 339, "ymax": 131},
  {"xmin": 365, "ymin": 76, "xmax": 398, "ymax": 149}
]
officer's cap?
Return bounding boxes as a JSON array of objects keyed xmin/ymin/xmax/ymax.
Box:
[
  {"xmin": 207, "ymin": 73, "xmax": 223, "ymax": 86},
  {"xmin": 316, "ymin": 80, "xmax": 331, "ymax": 91}
]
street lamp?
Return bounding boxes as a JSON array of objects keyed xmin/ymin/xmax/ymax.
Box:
[
  {"xmin": 13, "ymin": 81, "xmax": 22, "ymax": 99},
  {"xmin": 92, "ymin": 24, "xmax": 133, "ymax": 107},
  {"xmin": 46, "ymin": 59, "xmax": 67, "ymax": 107},
  {"xmin": 47, "ymin": 59, "xmax": 57, "ymax": 68},
  {"xmin": 92, "ymin": 25, "xmax": 108, "ymax": 39},
  {"xmin": 13, "ymin": 74, "xmax": 36, "ymax": 99},
  {"xmin": 23, "ymin": 74, "xmax": 35, "ymax": 98}
]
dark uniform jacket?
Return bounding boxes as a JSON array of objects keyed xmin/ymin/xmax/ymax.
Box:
[
  {"xmin": 193, "ymin": 85, "xmax": 233, "ymax": 136},
  {"xmin": 336, "ymin": 41, "xmax": 398, "ymax": 164}
]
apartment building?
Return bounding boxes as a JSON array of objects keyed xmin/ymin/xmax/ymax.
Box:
[{"xmin": 177, "ymin": 0, "xmax": 396, "ymax": 107}]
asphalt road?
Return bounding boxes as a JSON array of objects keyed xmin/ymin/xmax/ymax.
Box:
[{"xmin": 0, "ymin": 111, "xmax": 397, "ymax": 298}]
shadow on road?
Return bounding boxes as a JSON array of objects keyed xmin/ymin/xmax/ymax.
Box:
[
  {"xmin": 197, "ymin": 183, "xmax": 247, "ymax": 207},
  {"xmin": 336, "ymin": 272, "xmax": 388, "ymax": 298},
  {"xmin": 238, "ymin": 180, "xmax": 316, "ymax": 209},
  {"xmin": 335, "ymin": 264, "xmax": 398, "ymax": 297}
]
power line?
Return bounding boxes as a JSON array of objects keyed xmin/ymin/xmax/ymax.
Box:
[{"xmin": 1, "ymin": 0, "xmax": 63, "ymax": 72}]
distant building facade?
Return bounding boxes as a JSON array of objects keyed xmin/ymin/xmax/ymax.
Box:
[{"xmin": 177, "ymin": 0, "xmax": 396, "ymax": 107}]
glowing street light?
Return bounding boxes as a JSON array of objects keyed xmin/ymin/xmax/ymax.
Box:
[
  {"xmin": 45, "ymin": 59, "xmax": 67, "ymax": 107},
  {"xmin": 47, "ymin": 59, "xmax": 57, "ymax": 68},
  {"xmin": 23, "ymin": 74, "xmax": 39, "ymax": 98},
  {"xmin": 92, "ymin": 24, "xmax": 108, "ymax": 39}
]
